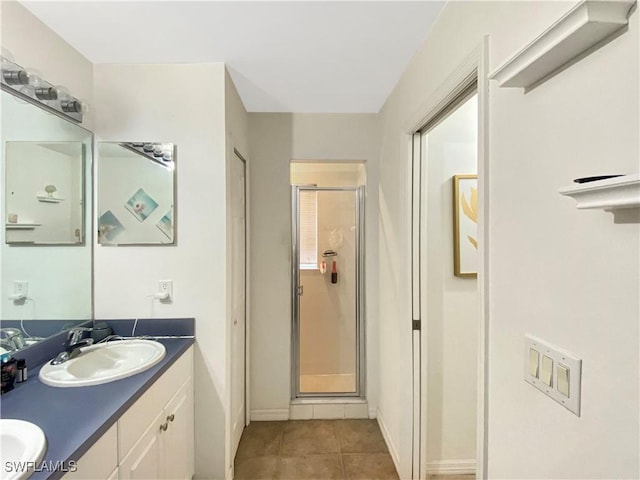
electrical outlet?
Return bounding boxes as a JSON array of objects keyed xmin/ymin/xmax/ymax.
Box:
[
  {"xmin": 158, "ymin": 280, "xmax": 173, "ymax": 302},
  {"xmin": 10, "ymin": 281, "xmax": 28, "ymax": 301}
]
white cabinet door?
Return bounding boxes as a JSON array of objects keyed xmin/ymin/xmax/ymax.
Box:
[
  {"xmin": 119, "ymin": 410, "xmax": 163, "ymax": 480},
  {"xmin": 162, "ymin": 377, "xmax": 194, "ymax": 480}
]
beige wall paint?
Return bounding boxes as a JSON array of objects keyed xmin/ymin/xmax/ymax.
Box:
[
  {"xmin": 378, "ymin": 1, "xmax": 639, "ymax": 479},
  {"xmin": 249, "ymin": 113, "xmax": 379, "ymax": 417}
]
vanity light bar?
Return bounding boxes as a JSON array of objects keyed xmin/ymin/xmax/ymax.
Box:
[
  {"xmin": 0, "ymin": 55, "xmax": 85, "ymax": 123},
  {"xmin": 119, "ymin": 143, "xmax": 175, "ymax": 168}
]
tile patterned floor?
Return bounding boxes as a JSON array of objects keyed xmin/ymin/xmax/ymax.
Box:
[{"xmin": 234, "ymin": 419, "xmax": 400, "ymax": 480}]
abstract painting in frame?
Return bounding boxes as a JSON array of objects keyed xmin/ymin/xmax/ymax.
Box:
[{"xmin": 453, "ymin": 174, "xmax": 478, "ymax": 278}]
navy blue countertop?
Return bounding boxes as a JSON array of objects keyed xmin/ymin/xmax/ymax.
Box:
[{"xmin": 0, "ymin": 334, "xmax": 194, "ymax": 480}]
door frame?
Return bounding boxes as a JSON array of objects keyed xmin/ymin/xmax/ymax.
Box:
[
  {"xmin": 290, "ymin": 185, "xmax": 366, "ymax": 399},
  {"xmin": 407, "ymin": 37, "xmax": 490, "ymax": 480},
  {"xmin": 230, "ymin": 148, "xmax": 249, "ymax": 455}
]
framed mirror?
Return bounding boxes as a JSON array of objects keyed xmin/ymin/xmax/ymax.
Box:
[
  {"xmin": 97, "ymin": 142, "xmax": 176, "ymax": 245},
  {"xmin": 0, "ymin": 89, "xmax": 93, "ymax": 351}
]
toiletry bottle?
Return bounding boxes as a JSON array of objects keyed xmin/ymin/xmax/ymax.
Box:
[
  {"xmin": 1, "ymin": 353, "xmax": 17, "ymax": 393},
  {"xmin": 16, "ymin": 359, "xmax": 27, "ymax": 383},
  {"xmin": 331, "ymin": 261, "xmax": 338, "ymax": 284}
]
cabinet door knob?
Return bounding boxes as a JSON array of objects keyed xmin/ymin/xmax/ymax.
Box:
[
  {"xmin": 160, "ymin": 422, "xmax": 168, "ymax": 432},
  {"xmin": 167, "ymin": 414, "xmax": 175, "ymax": 422}
]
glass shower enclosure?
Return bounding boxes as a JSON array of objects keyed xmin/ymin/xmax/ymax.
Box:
[{"xmin": 291, "ymin": 186, "xmax": 365, "ymax": 398}]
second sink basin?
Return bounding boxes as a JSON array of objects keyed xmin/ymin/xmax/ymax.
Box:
[
  {"xmin": 0, "ymin": 419, "xmax": 47, "ymax": 480},
  {"xmin": 39, "ymin": 339, "xmax": 166, "ymax": 387}
]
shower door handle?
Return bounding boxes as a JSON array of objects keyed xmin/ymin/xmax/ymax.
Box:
[{"xmin": 297, "ymin": 285, "xmax": 304, "ymax": 296}]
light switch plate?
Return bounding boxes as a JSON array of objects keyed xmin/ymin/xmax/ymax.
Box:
[{"xmin": 524, "ymin": 335, "xmax": 582, "ymax": 416}]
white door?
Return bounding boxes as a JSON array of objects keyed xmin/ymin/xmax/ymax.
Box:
[{"xmin": 230, "ymin": 151, "xmax": 247, "ymax": 456}]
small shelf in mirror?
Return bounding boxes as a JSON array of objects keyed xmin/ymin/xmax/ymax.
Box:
[
  {"xmin": 5, "ymin": 223, "xmax": 41, "ymax": 230},
  {"xmin": 37, "ymin": 196, "xmax": 65, "ymax": 203}
]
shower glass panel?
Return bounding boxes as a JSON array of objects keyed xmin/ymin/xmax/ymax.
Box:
[{"xmin": 292, "ymin": 186, "xmax": 364, "ymax": 397}]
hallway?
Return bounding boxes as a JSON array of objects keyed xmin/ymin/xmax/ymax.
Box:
[{"xmin": 234, "ymin": 419, "xmax": 399, "ymax": 479}]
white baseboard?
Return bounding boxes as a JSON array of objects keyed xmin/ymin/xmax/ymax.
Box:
[
  {"xmin": 368, "ymin": 406, "xmax": 377, "ymax": 418},
  {"xmin": 250, "ymin": 409, "xmax": 289, "ymax": 421},
  {"xmin": 376, "ymin": 409, "xmax": 400, "ymax": 474},
  {"xmin": 426, "ymin": 459, "xmax": 476, "ymax": 475}
]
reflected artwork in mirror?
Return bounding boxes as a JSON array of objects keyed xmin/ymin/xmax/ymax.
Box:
[
  {"xmin": 0, "ymin": 89, "xmax": 93, "ymax": 352},
  {"xmin": 98, "ymin": 142, "xmax": 176, "ymax": 245}
]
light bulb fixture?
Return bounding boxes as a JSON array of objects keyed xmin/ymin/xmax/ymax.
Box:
[
  {"xmin": 119, "ymin": 142, "xmax": 176, "ymax": 169},
  {"xmin": 35, "ymin": 86, "xmax": 58, "ymax": 100},
  {"xmin": 0, "ymin": 57, "xmax": 85, "ymax": 123},
  {"xmin": 61, "ymin": 98, "xmax": 82, "ymax": 112},
  {"xmin": 2, "ymin": 69, "xmax": 29, "ymax": 85}
]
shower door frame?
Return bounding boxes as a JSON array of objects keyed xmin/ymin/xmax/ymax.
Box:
[{"xmin": 291, "ymin": 185, "xmax": 366, "ymax": 399}]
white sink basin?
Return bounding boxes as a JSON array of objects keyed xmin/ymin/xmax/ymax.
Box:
[
  {"xmin": 0, "ymin": 419, "xmax": 47, "ymax": 480},
  {"xmin": 39, "ymin": 339, "xmax": 166, "ymax": 387}
]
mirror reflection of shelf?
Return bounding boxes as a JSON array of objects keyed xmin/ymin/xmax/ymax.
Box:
[
  {"xmin": 5, "ymin": 223, "xmax": 41, "ymax": 230},
  {"xmin": 37, "ymin": 196, "xmax": 64, "ymax": 203}
]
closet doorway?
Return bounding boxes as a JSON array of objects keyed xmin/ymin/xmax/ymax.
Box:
[{"xmin": 413, "ymin": 78, "xmax": 480, "ymax": 479}]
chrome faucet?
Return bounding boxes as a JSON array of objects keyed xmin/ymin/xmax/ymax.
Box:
[
  {"xmin": 68, "ymin": 326, "xmax": 93, "ymax": 345},
  {"xmin": 50, "ymin": 327, "xmax": 94, "ymax": 365},
  {"xmin": 0, "ymin": 328, "xmax": 25, "ymax": 351}
]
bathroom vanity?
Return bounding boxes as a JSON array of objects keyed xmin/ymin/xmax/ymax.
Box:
[
  {"xmin": 63, "ymin": 344, "xmax": 193, "ymax": 480},
  {"xmin": 0, "ymin": 323, "xmax": 194, "ymax": 480}
]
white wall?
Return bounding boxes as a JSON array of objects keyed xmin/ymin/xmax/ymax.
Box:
[
  {"xmin": 1, "ymin": 1, "xmax": 93, "ymax": 320},
  {"xmin": 424, "ymin": 95, "xmax": 478, "ymax": 464},
  {"xmin": 92, "ymin": 63, "xmax": 229, "ymax": 479},
  {"xmin": 377, "ymin": 1, "xmax": 639, "ymax": 479},
  {"xmin": 248, "ymin": 113, "xmax": 379, "ymax": 418}
]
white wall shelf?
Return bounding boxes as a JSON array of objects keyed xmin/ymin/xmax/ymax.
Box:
[
  {"xmin": 559, "ymin": 174, "xmax": 640, "ymax": 210},
  {"xmin": 490, "ymin": 0, "xmax": 636, "ymax": 89},
  {"xmin": 6, "ymin": 223, "xmax": 42, "ymax": 229},
  {"xmin": 37, "ymin": 196, "xmax": 64, "ymax": 203}
]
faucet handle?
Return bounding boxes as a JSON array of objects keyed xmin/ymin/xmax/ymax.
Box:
[{"xmin": 68, "ymin": 326, "xmax": 93, "ymax": 344}]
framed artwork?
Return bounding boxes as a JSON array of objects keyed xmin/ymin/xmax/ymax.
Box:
[
  {"xmin": 453, "ymin": 174, "xmax": 478, "ymax": 278},
  {"xmin": 156, "ymin": 209, "xmax": 174, "ymax": 241},
  {"xmin": 125, "ymin": 188, "xmax": 159, "ymax": 222},
  {"xmin": 98, "ymin": 210, "xmax": 125, "ymax": 243}
]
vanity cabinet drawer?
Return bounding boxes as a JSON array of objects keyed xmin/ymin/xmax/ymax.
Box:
[
  {"xmin": 62, "ymin": 423, "xmax": 118, "ymax": 480},
  {"xmin": 118, "ymin": 347, "xmax": 193, "ymax": 459}
]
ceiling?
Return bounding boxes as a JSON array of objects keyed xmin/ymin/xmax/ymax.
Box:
[{"xmin": 20, "ymin": 1, "xmax": 445, "ymax": 113}]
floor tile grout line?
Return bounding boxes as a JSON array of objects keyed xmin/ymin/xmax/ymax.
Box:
[
  {"xmin": 334, "ymin": 420, "xmax": 347, "ymax": 480},
  {"xmin": 275, "ymin": 427, "xmax": 284, "ymax": 479}
]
